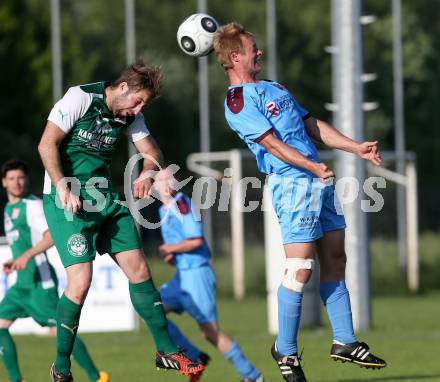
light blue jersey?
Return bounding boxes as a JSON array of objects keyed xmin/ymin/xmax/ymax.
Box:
[
  {"xmin": 224, "ymin": 80, "xmax": 345, "ymax": 244},
  {"xmin": 225, "ymin": 80, "xmax": 319, "ymax": 177},
  {"xmin": 159, "ymin": 193, "xmax": 217, "ymax": 323},
  {"xmin": 159, "ymin": 195, "xmax": 261, "ymax": 379},
  {"xmin": 158, "ymin": 193, "xmax": 211, "ymax": 270}
]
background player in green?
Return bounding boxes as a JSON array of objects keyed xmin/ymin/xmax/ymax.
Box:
[
  {"xmin": 38, "ymin": 60, "xmax": 203, "ymax": 381},
  {"xmin": 1, "ymin": 159, "xmax": 109, "ymax": 382}
]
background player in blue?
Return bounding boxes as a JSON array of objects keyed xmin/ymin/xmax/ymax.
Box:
[
  {"xmin": 153, "ymin": 167, "xmax": 264, "ymax": 382},
  {"xmin": 213, "ymin": 23, "xmax": 386, "ymax": 382}
]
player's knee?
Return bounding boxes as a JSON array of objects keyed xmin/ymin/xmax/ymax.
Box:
[
  {"xmin": 296, "ymin": 268, "xmax": 313, "ymax": 283},
  {"xmin": 334, "ymin": 250, "xmax": 347, "ymax": 266},
  {"xmin": 200, "ymin": 324, "xmax": 219, "ymax": 344},
  {"xmin": 204, "ymin": 331, "xmax": 219, "ymax": 345},
  {"xmin": 66, "ymin": 277, "xmax": 91, "ymax": 302},
  {"xmin": 74, "ymin": 285, "xmax": 90, "ymax": 301},
  {"xmin": 130, "ymin": 262, "xmax": 150, "ymax": 283},
  {"xmin": 0, "ymin": 319, "xmax": 13, "ymax": 329},
  {"xmin": 282, "ymin": 258, "xmax": 315, "ymax": 292},
  {"xmin": 200, "ymin": 329, "xmax": 209, "ymax": 342},
  {"xmin": 126, "ymin": 252, "xmax": 151, "ymax": 283},
  {"xmin": 331, "ymin": 250, "xmax": 347, "ymax": 275}
]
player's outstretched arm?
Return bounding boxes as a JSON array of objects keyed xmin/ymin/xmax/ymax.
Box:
[
  {"xmin": 38, "ymin": 121, "xmax": 66, "ymax": 186},
  {"xmin": 38, "ymin": 121, "xmax": 82, "ymax": 214},
  {"xmin": 159, "ymin": 238, "xmax": 204, "ymax": 256},
  {"xmin": 304, "ymin": 117, "xmax": 382, "ymax": 166},
  {"xmin": 133, "ymin": 135, "xmax": 164, "ymax": 198},
  {"xmin": 356, "ymin": 141, "xmax": 382, "ymax": 165},
  {"xmin": 259, "ymin": 132, "xmax": 335, "ymax": 180},
  {"xmin": 11, "ymin": 230, "xmax": 54, "ymax": 271}
]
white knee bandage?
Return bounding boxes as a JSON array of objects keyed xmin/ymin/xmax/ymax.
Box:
[{"xmin": 282, "ymin": 258, "xmax": 315, "ymax": 292}]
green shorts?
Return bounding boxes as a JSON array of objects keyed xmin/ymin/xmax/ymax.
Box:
[
  {"xmin": 0, "ymin": 285, "xmax": 58, "ymax": 326},
  {"xmin": 43, "ymin": 192, "xmax": 141, "ymax": 267}
]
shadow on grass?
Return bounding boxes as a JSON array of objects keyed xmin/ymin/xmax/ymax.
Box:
[{"xmin": 321, "ymin": 375, "xmax": 440, "ymax": 382}]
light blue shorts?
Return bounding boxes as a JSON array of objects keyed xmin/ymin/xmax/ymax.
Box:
[
  {"xmin": 160, "ymin": 265, "xmax": 217, "ymax": 324},
  {"xmin": 269, "ymin": 174, "xmax": 346, "ymax": 244}
]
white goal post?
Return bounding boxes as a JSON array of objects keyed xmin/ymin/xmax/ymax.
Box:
[{"xmin": 367, "ymin": 151, "xmax": 419, "ymax": 292}]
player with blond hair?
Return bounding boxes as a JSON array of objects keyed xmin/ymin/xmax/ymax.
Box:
[{"xmin": 213, "ymin": 22, "xmax": 386, "ymax": 382}]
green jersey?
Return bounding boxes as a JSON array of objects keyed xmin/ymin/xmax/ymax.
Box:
[
  {"xmin": 44, "ymin": 81, "xmax": 150, "ymax": 194},
  {"xmin": 3, "ymin": 195, "xmax": 57, "ymax": 289}
]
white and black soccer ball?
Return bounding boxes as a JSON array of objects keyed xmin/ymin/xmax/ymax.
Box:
[{"xmin": 177, "ymin": 13, "xmax": 219, "ymax": 57}]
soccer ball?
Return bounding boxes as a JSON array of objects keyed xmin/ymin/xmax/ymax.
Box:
[{"xmin": 177, "ymin": 13, "xmax": 219, "ymax": 57}]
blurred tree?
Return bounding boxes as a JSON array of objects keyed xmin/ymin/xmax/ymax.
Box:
[
  {"xmin": 0, "ymin": 0, "xmax": 51, "ymax": 184},
  {"xmin": 364, "ymin": 0, "xmax": 440, "ymax": 230},
  {"xmin": 0, "ymin": 0, "xmax": 439, "ymax": 235}
]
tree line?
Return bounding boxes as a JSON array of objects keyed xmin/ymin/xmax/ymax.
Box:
[{"xmin": 0, "ymin": 0, "xmax": 438, "ymax": 234}]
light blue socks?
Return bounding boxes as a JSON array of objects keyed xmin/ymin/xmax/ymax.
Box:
[
  {"xmin": 276, "ymin": 285, "xmax": 303, "ymax": 355},
  {"xmin": 320, "ymin": 280, "xmax": 357, "ymax": 344},
  {"xmin": 224, "ymin": 342, "xmax": 261, "ymax": 380}
]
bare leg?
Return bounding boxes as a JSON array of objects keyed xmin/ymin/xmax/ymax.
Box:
[
  {"xmin": 110, "ymin": 249, "xmax": 151, "ymax": 283},
  {"xmin": 316, "ymin": 229, "xmax": 346, "ymax": 282},
  {"xmin": 317, "ymin": 229, "xmax": 357, "ymax": 344},
  {"xmin": 199, "ymin": 321, "xmax": 234, "ymax": 353},
  {"xmin": 64, "ymin": 262, "xmax": 93, "ymax": 304},
  {"xmin": 199, "ymin": 322, "xmax": 261, "ymax": 380}
]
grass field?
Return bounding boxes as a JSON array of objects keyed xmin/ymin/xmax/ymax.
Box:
[
  {"xmin": 146, "ymin": 231, "xmax": 440, "ymax": 298},
  {"xmin": 2, "ymin": 233, "xmax": 439, "ymax": 381},
  {"xmin": 2, "ymin": 291, "xmax": 440, "ymax": 382}
]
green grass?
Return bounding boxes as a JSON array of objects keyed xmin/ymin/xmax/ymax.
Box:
[
  {"xmin": 371, "ymin": 231, "xmax": 440, "ymax": 294},
  {"xmin": 2, "ymin": 292, "xmax": 440, "ymax": 382},
  {"xmin": 2, "ymin": 232, "xmax": 439, "ymax": 381},
  {"xmin": 146, "ymin": 231, "xmax": 440, "ymax": 297}
]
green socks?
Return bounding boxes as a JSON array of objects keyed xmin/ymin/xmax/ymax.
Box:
[
  {"xmin": 129, "ymin": 279, "xmax": 177, "ymax": 353},
  {"xmin": 56, "ymin": 296, "xmax": 100, "ymax": 380},
  {"xmin": 55, "ymin": 294, "xmax": 82, "ymax": 376},
  {"xmin": 72, "ymin": 336, "xmax": 100, "ymax": 381},
  {"xmin": 0, "ymin": 328, "xmax": 22, "ymax": 382}
]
